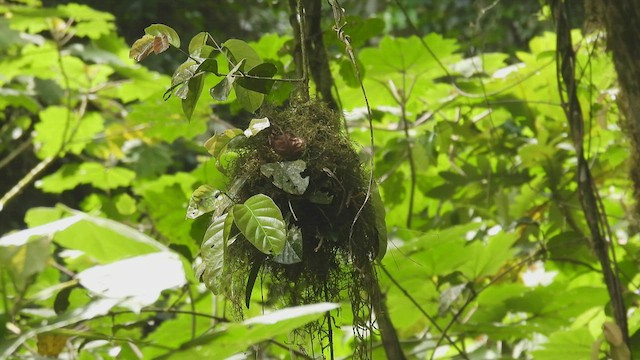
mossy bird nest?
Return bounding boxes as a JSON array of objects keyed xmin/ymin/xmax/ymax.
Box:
[{"xmin": 191, "ymin": 101, "xmax": 386, "ymax": 333}]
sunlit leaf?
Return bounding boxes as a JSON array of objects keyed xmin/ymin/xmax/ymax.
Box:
[
  {"xmin": 144, "ymin": 23, "xmax": 180, "ymax": 48},
  {"xmin": 260, "ymin": 160, "xmax": 309, "ymax": 195},
  {"xmin": 203, "ymin": 128, "xmax": 244, "ymax": 159},
  {"xmin": 37, "ymin": 162, "xmax": 135, "ymax": 193},
  {"xmin": 232, "ymin": 194, "xmax": 286, "ymax": 255},
  {"xmin": 170, "ymin": 303, "xmax": 340, "ymax": 358},
  {"xmin": 77, "ymin": 252, "xmax": 186, "ymax": 312},
  {"xmin": 129, "ymin": 34, "xmax": 155, "ymax": 61},
  {"xmin": 188, "ymin": 32, "xmax": 209, "ymax": 55},
  {"xmin": 186, "ymin": 185, "xmax": 220, "ymax": 219},
  {"xmin": 224, "ymin": 38, "xmax": 262, "ymax": 71},
  {"xmin": 243, "ymin": 117, "xmax": 270, "ymax": 137}
]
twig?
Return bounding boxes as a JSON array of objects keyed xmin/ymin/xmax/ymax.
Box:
[
  {"xmin": 0, "ymin": 156, "xmax": 54, "ymax": 212},
  {"xmin": 0, "ymin": 138, "xmax": 32, "ymax": 172}
]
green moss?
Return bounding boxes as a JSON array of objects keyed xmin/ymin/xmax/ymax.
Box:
[{"xmin": 221, "ymin": 101, "xmax": 380, "ymax": 343}]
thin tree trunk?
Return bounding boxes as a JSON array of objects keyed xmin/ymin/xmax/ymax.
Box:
[{"xmin": 595, "ymin": 0, "xmax": 640, "ymax": 227}]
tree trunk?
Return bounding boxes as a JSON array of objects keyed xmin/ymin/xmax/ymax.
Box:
[{"xmin": 596, "ymin": 0, "xmax": 640, "ymax": 226}]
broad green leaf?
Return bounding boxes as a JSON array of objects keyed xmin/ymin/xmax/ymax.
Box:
[
  {"xmin": 0, "ymin": 235, "xmax": 51, "ymax": 291},
  {"xmin": 531, "ymin": 328, "xmax": 594, "ymax": 359},
  {"xmin": 37, "ymin": 162, "xmax": 136, "ymax": 193},
  {"xmin": 260, "ymin": 160, "xmax": 309, "ymax": 195},
  {"xmin": 182, "ymin": 70, "xmax": 206, "ymax": 120},
  {"xmin": 237, "ymin": 62, "xmax": 277, "ymax": 94},
  {"xmin": 232, "ymin": 194, "xmax": 286, "ymax": 255},
  {"xmin": 222, "ymin": 39, "xmax": 267, "ymax": 112},
  {"xmin": 272, "ymin": 225, "xmax": 303, "ymax": 264},
  {"xmin": 126, "ymin": 95, "xmax": 207, "ymax": 142},
  {"xmin": 197, "ymin": 58, "xmax": 219, "ymax": 75},
  {"xmin": 243, "ymin": 117, "xmax": 270, "ymax": 137},
  {"xmin": 188, "ymin": 32, "xmax": 208, "ymax": 55},
  {"xmin": 170, "ymin": 303, "xmax": 340, "ymax": 359},
  {"xmin": 224, "ymin": 38, "xmax": 262, "ymax": 71},
  {"xmin": 203, "ymin": 128, "xmax": 244, "ymax": 159},
  {"xmin": 144, "ymin": 24, "xmax": 180, "ymax": 48},
  {"xmin": 235, "ymin": 85, "xmax": 265, "ymax": 113},
  {"xmin": 371, "ymin": 184, "xmax": 388, "ymax": 261},
  {"xmin": 459, "ymin": 232, "xmax": 518, "ymax": 279},
  {"xmin": 186, "ymin": 184, "xmax": 220, "ymax": 219},
  {"xmin": 77, "ymin": 252, "xmax": 186, "ymax": 312},
  {"xmin": 196, "ymin": 214, "xmax": 230, "ymax": 295},
  {"xmin": 34, "ymin": 108, "xmax": 104, "ymax": 158}
]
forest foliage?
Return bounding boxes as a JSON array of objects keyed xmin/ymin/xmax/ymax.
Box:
[{"xmin": 0, "ymin": 1, "xmax": 638, "ymax": 359}]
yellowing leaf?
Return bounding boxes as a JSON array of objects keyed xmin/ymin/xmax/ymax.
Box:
[{"xmin": 37, "ymin": 333, "xmax": 68, "ymax": 357}]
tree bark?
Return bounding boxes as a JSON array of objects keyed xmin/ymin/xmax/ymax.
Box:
[{"xmin": 596, "ymin": 0, "xmax": 640, "ymax": 226}]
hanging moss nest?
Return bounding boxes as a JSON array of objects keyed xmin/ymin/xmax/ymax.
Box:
[{"xmin": 221, "ymin": 100, "xmax": 383, "ymax": 318}]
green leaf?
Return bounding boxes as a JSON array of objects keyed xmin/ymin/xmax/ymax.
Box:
[
  {"xmin": 222, "ymin": 39, "xmax": 267, "ymax": 112},
  {"xmin": 0, "ymin": 235, "xmax": 51, "ymax": 291},
  {"xmin": 243, "ymin": 117, "xmax": 270, "ymax": 137},
  {"xmin": 37, "ymin": 163, "xmax": 136, "ymax": 193},
  {"xmin": 182, "ymin": 70, "xmax": 205, "ymax": 120},
  {"xmin": 195, "ymin": 214, "xmax": 230, "ymax": 295},
  {"xmin": 171, "ymin": 59, "xmax": 198, "ymax": 100},
  {"xmin": 197, "ymin": 58, "xmax": 219, "ymax": 75},
  {"xmin": 77, "ymin": 252, "xmax": 186, "ymax": 312},
  {"xmin": 237, "ymin": 62, "xmax": 277, "ymax": 94},
  {"xmin": 210, "ymin": 59, "xmax": 244, "ymax": 101},
  {"xmin": 224, "ymin": 39, "xmax": 262, "ymax": 71},
  {"xmin": 260, "ymin": 160, "xmax": 310, "ymax": 195},
  {"xmin": 232, "ymin": 194, "xmax": 286, "ymax": 255},
  {"xmin": 203, "ymin": 128, "xmax": 244, "ymax": 159},
  {"xmin": 170, "ymin": 303, "xmax": 340, "ymax": 359},
  {"xmin": 235, "ymin": 85, "xmax": 265, "ymax": 113},
  {"xmin": 188, "ymin": 32, "xmax": 208, "ymax": 55},
  {"xmin": 186, "ymin": 185, "xmax": 221, "ymax": 220},
  {"xmin": 0, "ymin": 208, "xmax": 167, "ymax": 265},
  {"xmin": 144, "ymin": 24, "xmax": 180, "ymax": 48},
  {"xmin": 459, "ymin": 232, "xmax": 518, "ymax": 279},
  {"xmin": 34, "ymin": 108, "xmax": 104, "ymax": 158},
  {"xmin": 531, "ymin": 328, "xmax": 594, "ymax": 359},
  {"xmin": 371, "ymin": 184, "xmax": 388, "ymax": 261},
  {"xmin": 272, "ymin": 225, "xmax": 303, "ymax": 264}
]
